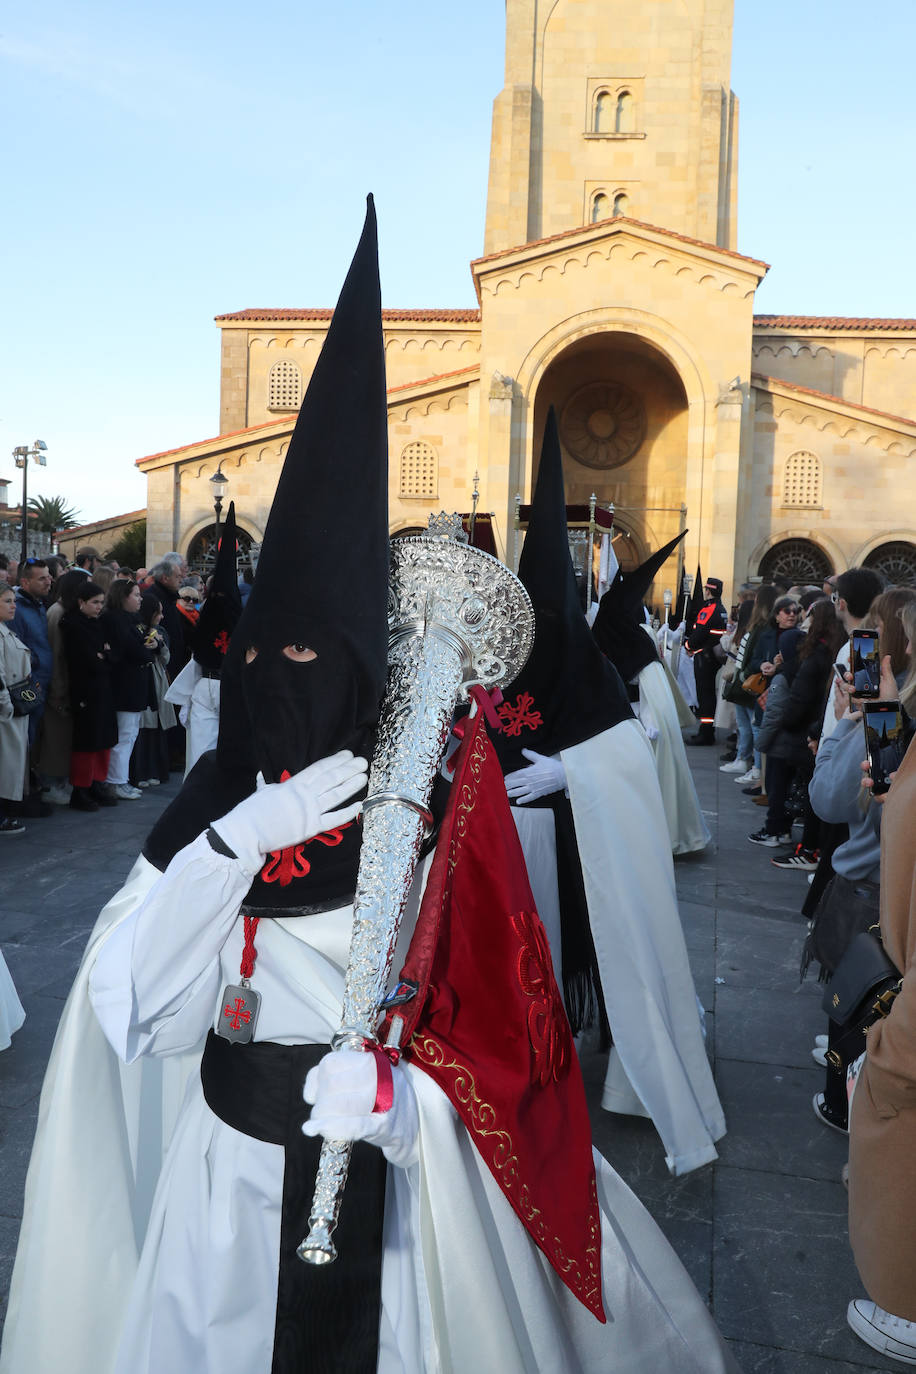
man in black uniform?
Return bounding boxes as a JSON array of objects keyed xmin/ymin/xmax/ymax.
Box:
[{"xmin": 685, "ymin": 576, "xmax": 727, "ymax": 744}]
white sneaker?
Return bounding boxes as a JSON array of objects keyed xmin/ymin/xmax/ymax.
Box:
[
  {"xmin": 815, "ymin": 1034, "xmax": 828, "ymax": 1048},
  {"xmin": 720, "ymin": 757, "xmax": 751, "ymax": 773},
  {"xmin": 45, "ymin": 783, "xmax": 72, "ymax": 805},
  {"xmin": 736, "ymin": 767, "xmax": 760, "ymax": 784},
  {"xmin": 112, "ymin": 783, "xmax": 143, "ymax": 800},
  {"xmin": 811, "ymin": 1047, "xmax": 828, "ymax": 1067},
  {"xmin": 848, "ymin": 1299, "xmax": 916, "ymax": 1364}
]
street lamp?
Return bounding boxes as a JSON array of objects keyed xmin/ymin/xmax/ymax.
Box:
[
  {"xmin": 12, "ymin": 440, "xmax": 48, "ymax": 565},
  {"xmin": 210, "ymin": 465, "xmax": 229, "ymax": 543}
]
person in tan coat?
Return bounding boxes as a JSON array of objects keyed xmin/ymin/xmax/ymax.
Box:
[{"xmin": 848, "ymin": 601, "xmax": 916, "ymax": 1364}]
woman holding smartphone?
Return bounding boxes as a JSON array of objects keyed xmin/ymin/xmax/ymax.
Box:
[{"xmin": 847, "ymin": 599, "xmax": 916, "ymax": 1362}]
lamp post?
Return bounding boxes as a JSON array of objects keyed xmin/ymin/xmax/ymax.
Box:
[
  {"xmin": 210, "ymin": 466, "xmax": 229, "ymax": 548},
  {"xmin": 468, "ymin": 470, "xmax": 480, "ymax": 545},
  {"xmin": 12, "ymin": 440, "xmax": 48, "ymax": 565}
]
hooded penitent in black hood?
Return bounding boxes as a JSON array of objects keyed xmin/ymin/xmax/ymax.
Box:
[
  {"xmin": 145, "ymin": 197, "xmax": 389, "ymax": 909},
  {"xmin": 190, "ymin": 501, "xmax": 243, "ymax": 673},
  {"xmin": 494, "ymin": 407, "xmax": 632, "ymax": 773},
  {"xmin": 592, "ymin": 530, "xmax": 687, "ymax": 684}
]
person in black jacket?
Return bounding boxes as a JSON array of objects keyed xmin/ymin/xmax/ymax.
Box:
[
  {"xmin": 60, "ymin": 581, "xmax": 119, "ymax": 812},
  {"xmin": 685, "ymin": 576, "xmax": 728, "ymax": 744},
  {"xmin": 103, "ymin": 580, "xmax": 160, "ymax": 801},
  {"xmin": 748, "ymin": 599, "xmax": 844, "ymax": 845}
]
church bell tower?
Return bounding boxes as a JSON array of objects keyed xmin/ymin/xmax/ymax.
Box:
[{"xmin": 484, "ymin": 0, "xmax": 739, "ymax": 255}]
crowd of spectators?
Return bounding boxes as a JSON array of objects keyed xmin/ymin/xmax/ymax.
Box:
[
  {"xmin": 0, "ymin": 549, "xmax": 213, "ymax": 832},
  {"xmin": 709, "ymin": 564, "xmax": 916, "ymax": 1361}
]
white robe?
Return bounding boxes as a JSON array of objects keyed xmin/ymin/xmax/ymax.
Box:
[
  {"xmin": 560, "ymin": 721, "xmax": 725, "ymax": 1174},
  {"xmin": 1, "ymin": 829, "xmax": 737, "ymax": 1374},
  {"xmin": 636, "ymin": 660, "xmax": 711, "ymax": 856},
  {"xmin": 165, "ymin": 659, "xmax": 222, "ymax": 776},
  {"xmin": 0, "ymin": 949, "xmax": 24, "ymax": 1050}
]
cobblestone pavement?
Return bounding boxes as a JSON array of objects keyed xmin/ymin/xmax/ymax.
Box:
[{"xmin": 0, "ymin": 749, "xmax": 900, "ymax": 1370}]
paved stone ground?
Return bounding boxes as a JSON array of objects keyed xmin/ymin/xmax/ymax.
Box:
[{"xmin": 0, "ymin": 750, "xmax": 900, "ymax": 1370}]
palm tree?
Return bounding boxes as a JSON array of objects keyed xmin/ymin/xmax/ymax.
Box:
[{"xmin": 27, "ymin": 495, "xmax": 80, "ymax": 533}]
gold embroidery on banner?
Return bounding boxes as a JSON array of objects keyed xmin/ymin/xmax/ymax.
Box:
[{"xmin": 411, "ymin": 1032, "xmax": 602, "ymax": 1312}]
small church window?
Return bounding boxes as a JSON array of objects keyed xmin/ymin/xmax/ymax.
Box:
[
  {"xmin": 399, "ymin": 442, "xmax": 438, "ymax": 499},
  {"xmin": 783, "ymin": 450, "xmax": 822, "ymax": 507},
  {"xmin": 612, "ymin": 192, "xmax": 629, "ymax": 217},
  {"xmin": 268, "ymin": 359, "xmax": 303, "ymax": 411},
  {"xmin": 615, "ymin": 91, "xmax": 635, "ymax": 134},
  {"xmin": 591, "ymin": 192, "xmax": 610, "ymax": 223},
  {"xmin": 594, "ymin": 91, "xmax": 612, "ymax": 133}
]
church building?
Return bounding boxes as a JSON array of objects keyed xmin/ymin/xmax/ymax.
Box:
[{"xmin": 138, "ymin": 0, "xmax": 916, "ymax": 599}]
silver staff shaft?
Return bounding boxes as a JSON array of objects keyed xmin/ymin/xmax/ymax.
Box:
[
  {"xmin": 297, "ymin": 527, "xmax": 534, "ymax": 1266},
  {"xmin": 297, "ymin": 631, "xmax": 463, "ymax": 1264}
]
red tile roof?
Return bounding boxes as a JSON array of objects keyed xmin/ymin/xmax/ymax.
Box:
[
  {"xmin": 136, "ymin": 367, "xmax": 481, "ymax": 466},
  {"xmin": 388, "ymin": 365, "xmax": 479, "ymax": 394},
  {"xmin": 754, "ymin": 315, "xmax": 916, "ymax": 331},
  {"xmin": 471, "ymin": 216, "xmax": 770, "ymax": 271},
  {"xmin": 56, "ymin": 509, "xmax": 147, "ymax": 538},
  {"xmin": 135, "ymin": 418, "xmax": 293, "ymax": 466},
  {"xmin": 751, "ymin": 373, "xmax": 916, "ymax": 430},
  {"xmin": 215, "ymin": 307, "xmax": 481, "ymax": 324}
]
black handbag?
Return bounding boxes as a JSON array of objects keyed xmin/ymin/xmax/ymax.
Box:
[
  {"xmin": 7, "ymin": 675, "xmax": 43, "ymax": 717},
  {"xmin": 801, "ymin": 873, "xmax": 880, "ymax": 981},
  {"xmin": 821, "ymin": 929, "xmax": 902, "ymax": 1071}
]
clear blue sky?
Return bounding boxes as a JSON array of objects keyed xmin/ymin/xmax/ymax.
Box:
[{"xmin": 2, "ymin": 0, "xmax": 915, "ymax": 526}]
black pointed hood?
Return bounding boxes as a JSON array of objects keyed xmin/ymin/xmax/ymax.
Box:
[
  {"xmin": 669, "ymin": 565, "xmax": 688, "ymax": 629},
  {"xmin": 592, "ymin": 530, "xmax": 686, "ymax": 681},
  {"xmin": 191, "ymin": 501, "xmax": 243, "ymax": 672},
  {"xmin": 495, "ymin": 408, "xmax": 632, "ymax": 766},
  {"xmin": 144, "ymin": 198, "xmax": 389, "ymax": 910},
  {"xmin": 685, "ymin": 564, "xmax": 705, "ymax": 631},
  {"xmin": 217, "ymin": 195, "xmax": 389, "ymax": 783}
]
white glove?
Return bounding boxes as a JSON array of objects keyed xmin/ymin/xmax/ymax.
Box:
[
  {"xmin": 211, "ymin": 750, "xmax": 368, "ymax": 875},
  {"xmin": 302, "ymin": 1047, "xmax": 419, "ymax": 1169},
  {"xmin": 504, "ymin": 749, "xmax": 566, "ymax": 805},
  {"xmin": 635, "ymin": 701, "xmax": 659, "ymax": 741}
]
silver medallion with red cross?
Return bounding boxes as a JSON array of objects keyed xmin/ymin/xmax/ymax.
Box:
[{"xmin": 216, "ymin": 981, "xmax": 261, "ymax": 1044}]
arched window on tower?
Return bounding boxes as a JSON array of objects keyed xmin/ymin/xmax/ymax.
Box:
[
  {"xmin": 267, "ymin": 359, "xmax": 303, "ymax": 412},
  {"xmin": 615, "ymin": 90, "xmax": 635, "ymax": 134},
  {"xmin": 594, "ymin": 91, "xmax": 612, "ymax": 133},
  {"xmin": 591, "ymin": 192, "xmax": 610, "ymax": 223},
  {"xmin": 612, "ymin": 191, "xmax": 629, "ymax": 217},
  {"xmin": 783, "ymin": 451, "xmax": 822, "ymax": 508}
]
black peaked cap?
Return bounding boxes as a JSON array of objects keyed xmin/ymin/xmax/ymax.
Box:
[
  {"xmin": 497, "ymin": 408, "xmax": 632, "ymax": 766},
  {"xmin": 685, "ymin": 564, "xmax": 705, "ymax": 630},
  {"xmin": 191, "ymin": 501, "xmax": 243, "ymax": 672},
  {"xmin": 592, "ymin": 530, "xmax": 686, "ymax": 681},
  {"xmin": 217, "ymin": 194, "xmax": 390, "ymax": 775}
]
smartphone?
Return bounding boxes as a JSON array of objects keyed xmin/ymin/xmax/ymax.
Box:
[
  {"xmin": 850, "ymin": 629, "xmax": 881, "ymax": 698},
  {"xmin": 832, "ymin": 663, "xmax": 847, "ymax": 685},
  {"xmin": 863, "ymin": 700, "xmax": 905, "ymax": 795}
]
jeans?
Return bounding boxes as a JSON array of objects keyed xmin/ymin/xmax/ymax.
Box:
[{"xmin": 734, "ymin": 704, "xmax": 755, "ymax": 762}]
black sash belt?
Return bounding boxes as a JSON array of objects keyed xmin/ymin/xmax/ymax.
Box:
[{"xmin": 200, "ymin": 1030, "xmax": 387, "ymax": 1374}]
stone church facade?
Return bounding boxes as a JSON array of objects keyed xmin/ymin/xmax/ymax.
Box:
[{"xmin": 139, "ymin": 0, "xmax": 916, "ymax": 599}]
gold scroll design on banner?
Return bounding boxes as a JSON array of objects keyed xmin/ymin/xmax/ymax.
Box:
[
  {"xmin": 411, "ymin": 1033, "xmax": 603, "ymax": 1313},
  {"xmin": 446, "ymin": 720, "xmax": 487, "ymax": 875}
]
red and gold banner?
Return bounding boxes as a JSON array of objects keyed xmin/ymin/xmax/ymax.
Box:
[{"xmin": 387, "ymin": 708, "xmax": 605, "ymax": 1322}]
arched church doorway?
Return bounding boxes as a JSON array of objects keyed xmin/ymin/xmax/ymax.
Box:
[
  {"xmin": 531, "ymin": 331, "xmax": 688, "ymax": 603},
  {"xmin": 187, "ymin": 522, "xmax": 258, "ymax": 575},
  {"xmin": 758, "ymin": 538, "xmax": 833, "ymax": 586},
  {"xmin": 862, "ymin": 541, "xmax": 916, "ymax": 587}
]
